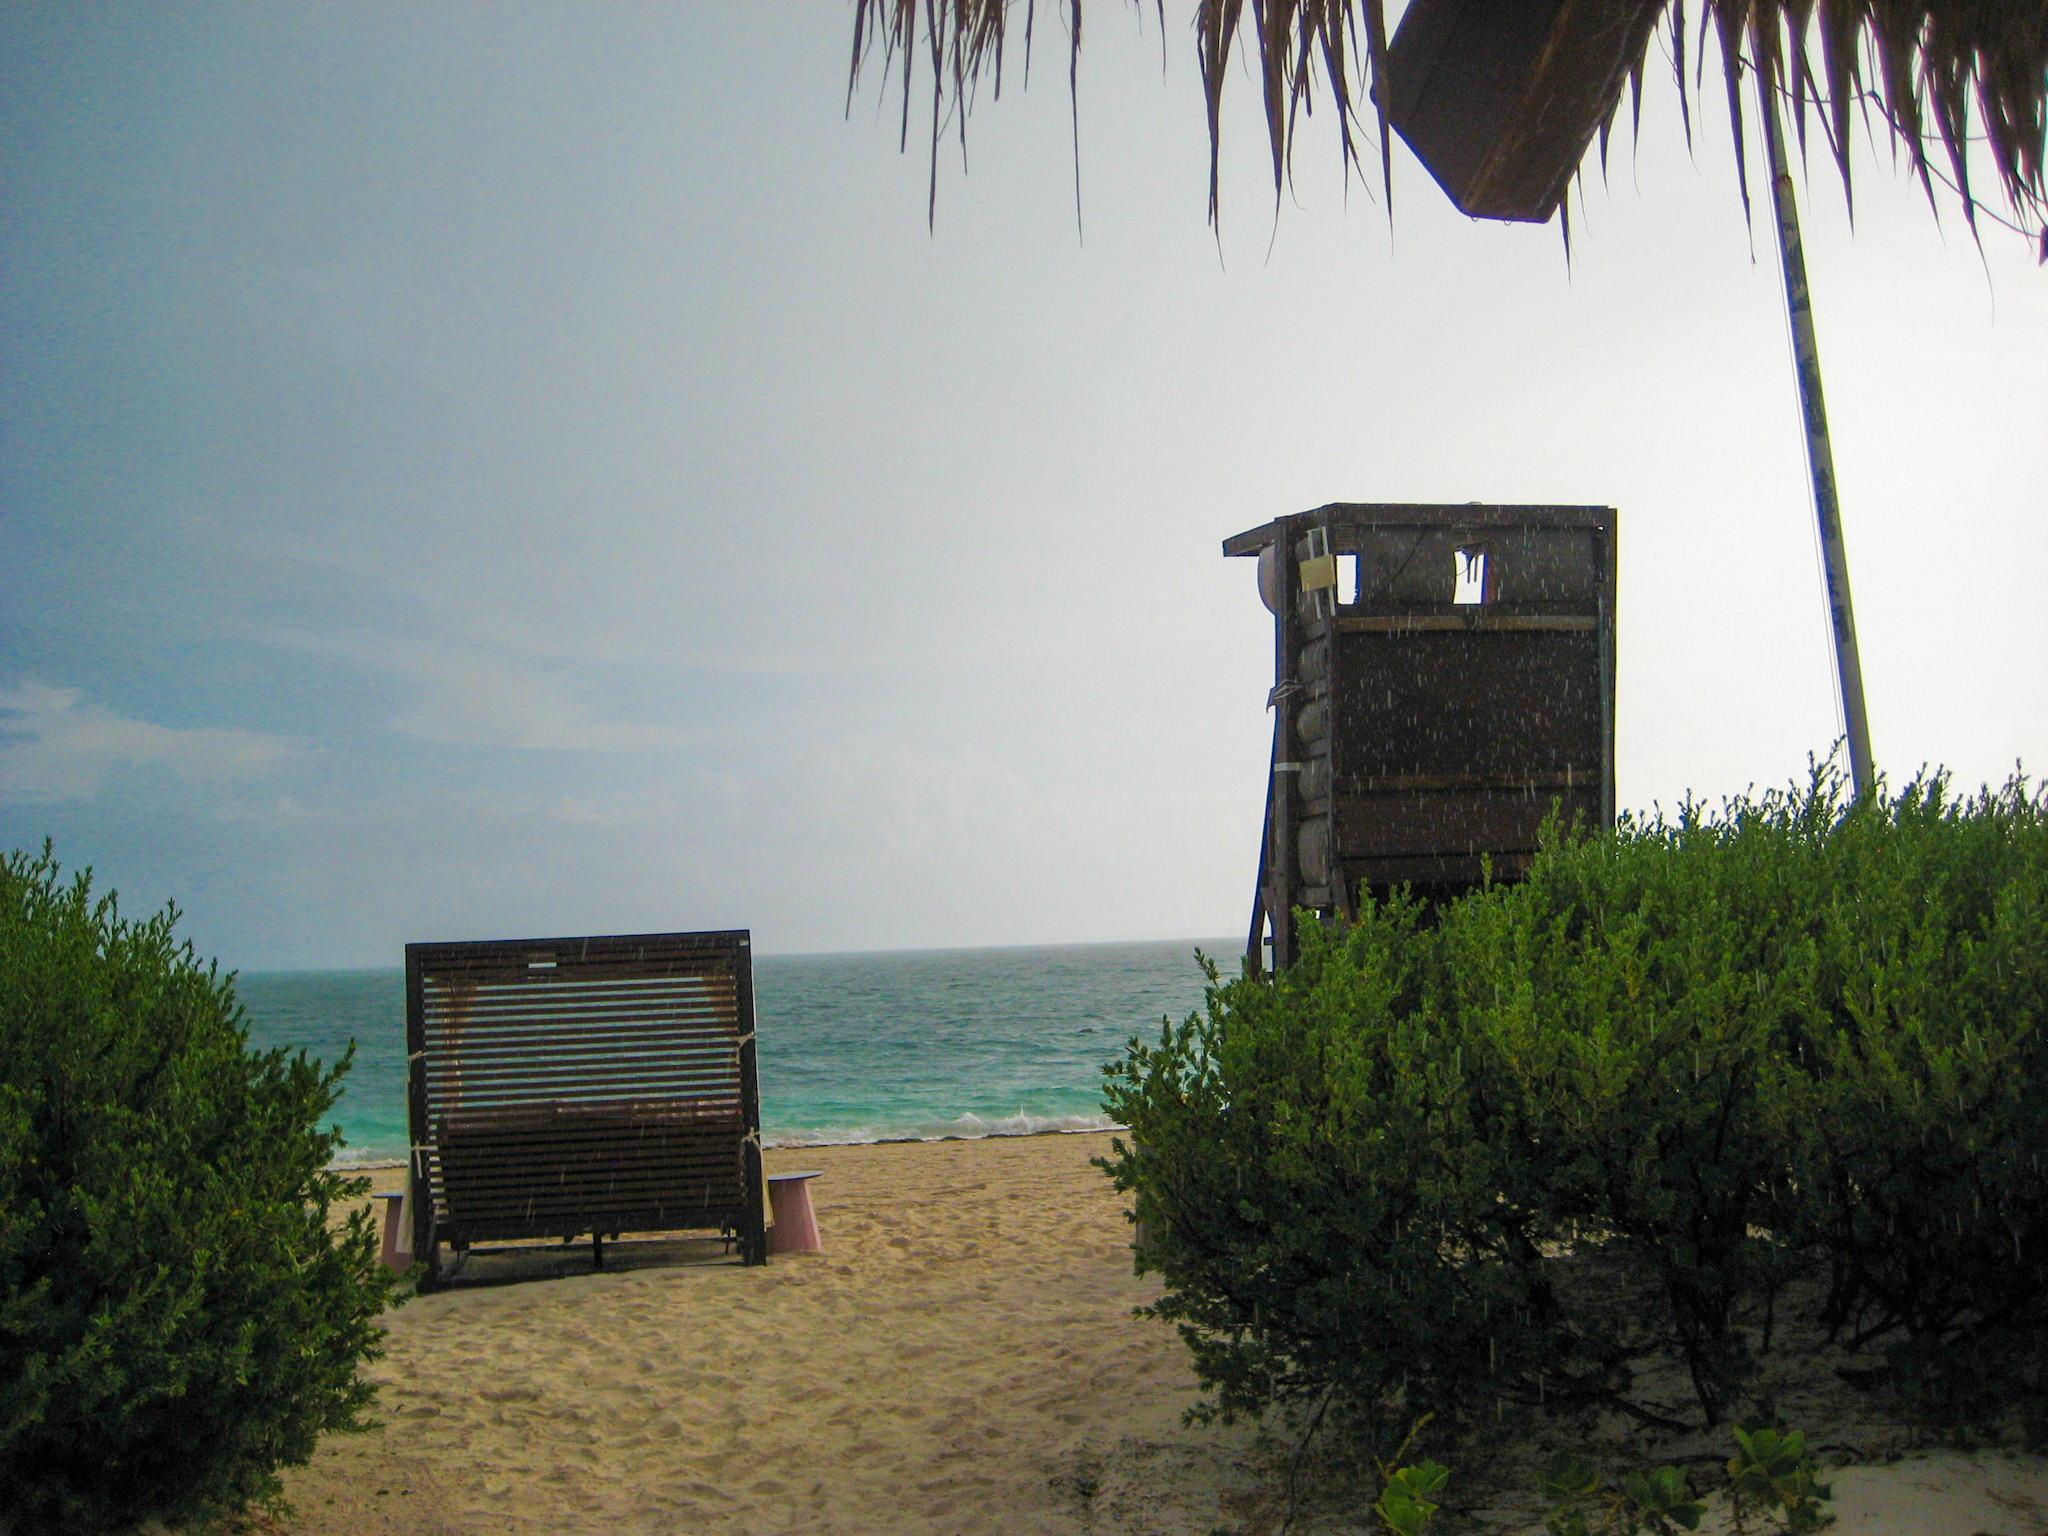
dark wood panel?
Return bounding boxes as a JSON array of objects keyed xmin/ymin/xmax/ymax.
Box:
[
  {"xmin": 1385, "ymin": 0, "xmax": 1664, "ymax": 223},
  {"xmin": 1336, "ymin": 786, "xmax": 1603, "ymax": 859},
  {"xmin": 1335, "ymin": 629, "xmax": 1603, "ymax": 779}
]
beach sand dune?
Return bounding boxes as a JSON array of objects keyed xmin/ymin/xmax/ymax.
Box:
[{"xmin": 288, "ymin": 1131, "xmax": 1269, "ymax": 1536}]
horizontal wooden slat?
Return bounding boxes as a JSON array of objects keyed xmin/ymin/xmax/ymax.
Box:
[
  {"xmin": 422, "ymin": 1013, "xmax": 736, "ymax": 1036},
  {"xmin": 441, "ymin": 1176, "xmax": 740, "ymax": 1196},
  {"xmin": 419, "ymin": 1040, "xmax": 738, "ymax": 1066},
  {"xmin": 445, "ymin": 1165, "xmax": 741, "ymax": 1187},
  {"xmin": 431, "ymin": 1100, "xmax": 741, "ymax": 1121},
  {"xmin": 445, "ymin": 1179, "xmax": 743, "ymax": 1204},
  {"xmin": 423, "ymin": 1053, "xmax": 736, "ymax": 1081},
  {"xmin": 1336, "ymin": 614, "xmax": 1599, "ymax": 633},
  {"xmin": 444, "ymin": 1166, "xmax": 742, "ymax": 1189},
  {"xmin": 422, "ymin": 1006, "xmax": 735, "ymax": 1024},
  {"xmin": 440, "ymin": 1156, "xmax": 735, "ymax": 1176},
  {"xmin": 411, "ymin": 932, "xmax": 748, "ymax": 993},
  {"xmin": 1334, "ymin": 770, "xmax": 1601, "ymax": 793},
  {"xmin": 423, "ymin": 1035, "xmax": 735, "ymax": 1057},
  {"xmin": 428, "ymin": 1097, "xmax": 741, "ymax": 1122},
  {"xmin": 421, "ymin": 971, "xmax": 733, "ymax": 990},
  {"xmin": 436, "ymin": 1114, "xmax": 743, "ymax": 1148},
  {"xmin": 423, "ymin": 992, "xmax": 731, "ymax": 1009},
  {"xmin": 423, "ymin": 1062, "xmax": 737, "ymax": 1086},
  {"xmin": 425, "ymin": 1075, "xmax": 736, "ymax": 1094},
  {"xmin": 422, "ymin": 968, "xmax": 735, "ymax": 985},
  {"xmin": 422, "ymin": 1047, "xmax": 736, "ymax": 1070},
  {"xmin": 422, "ymin": 998, "xmax": 736, "ymax": 1023},
  {"xmin": 417, "ymin": 1003, "xmax": 737, "ymax": 1028},
  {"xmin": 424, "ymin": 1084, "xmax": 737, "ymax": 1105},
  {"xmin": 426, "ymin": 1089, "xmax": 737, "ymax": 1111},
  {"xmin": 441, "ymin": 1191, "xmax": 743, "ymax": 1213},
  {"xmin": 424, "ymin": 1053, "xmax": 735, "ymax": 1076},
  {"xmin": 423, "ymin": 1023, "xmax": 737, "ymax": 1044},
  {"xmin": 425, "ymin": 1043, "xmax": 735, "ymax": 1063},
  {"xmin": 425, "ymin": 1084, "xmax": 737, "ymax": 1102},
  {"xmin": 420, "ymin": 978, "xmax": 735, "ymax": 1002}
]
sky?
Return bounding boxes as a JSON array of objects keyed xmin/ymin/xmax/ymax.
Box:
[{"xmin": 2, "ymin": 4, "xmax": 2044, "ymax": 972}]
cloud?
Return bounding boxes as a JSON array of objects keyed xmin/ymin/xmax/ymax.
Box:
[
  {"xmin": 0, "ymin": 680, "xmax": 304, "ymax": 803},
  {"xmin": 384, "ymin": 647, "xmax": 692, "ymax": 753},
  {"xmin": 258, "ymin": 629, "xmax": 711, "ymax": 753},
  {"xmin": 805, "ymin": 734, "xmax": 1035, "ymax": 861}
]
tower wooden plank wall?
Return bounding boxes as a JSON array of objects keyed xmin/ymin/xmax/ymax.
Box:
[{"xmin": 1224, "ymin": 503, "xmax": 1616, "ymax": 969}]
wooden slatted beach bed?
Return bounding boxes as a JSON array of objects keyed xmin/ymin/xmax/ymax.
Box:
[{"xmin": 405, "ymin": 930, "xmax": 767, "ymax": 1288}]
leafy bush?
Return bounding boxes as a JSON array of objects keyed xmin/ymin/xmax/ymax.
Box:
[
  {"xmin": 1787, "ymin": 776, "xmax": 2048, "ymax": 1353},
  {"xmin": 1375, "ymin": 1425, "xmax": 1800, "ymax": 1536},
  {"xmin": 1725, "ymin": 1425, "xmax": 1831, "ymax": 1534},
  {"xmin": 1101, "ymin": 764, "xmax": 2048, "ymax": 1436},
  {"xmin": 0, "ymin": 847, "xmax": 394, "ymax": 1533},
  {"xmin": 1103, "ymin": 896, "xmax": 1637, "ymax": 1433}
]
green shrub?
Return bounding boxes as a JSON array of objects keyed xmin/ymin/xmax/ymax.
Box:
[
  {"xmin": 1788, "ymin": 775, "xmax": 2048, "ymax": 1356},
  {"xmin": 0, "ymin": 847, "xmax": 394, "ymax": 1533},
  {"xmin": 1466, "ymin": 782, "xmax": 1827, "ymax": 1421},
  {"xmin": 1101, "ymin": 764, "xmax": 2048, "ymax": 1436},
  {"xmin": 1101, "ymin": 898, "xmax": 1638, "ymax": 1435}
]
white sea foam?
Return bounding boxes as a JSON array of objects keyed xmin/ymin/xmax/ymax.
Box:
[
  {"xmin": 326, "ymin": 1115, "xmax": 1128, "ymax": 1168},
  {"xmin": 327, "ymin": 1149, "xmax": 407, "ymax": 1170},
  {"xmin": 763, "ymin": 1111, "xmax": 1124, "ymax": 1149}
]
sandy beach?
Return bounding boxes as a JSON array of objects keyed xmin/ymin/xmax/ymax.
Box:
[
  {"xmin": 284, "ymin": 1132, "xmax": 2048, "ymax": 1536},
  {"xmin": 287, "ymin": 1131, "xmax": 1275, "ymax": 1536}
]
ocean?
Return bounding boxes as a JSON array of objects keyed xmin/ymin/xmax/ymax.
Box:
[{"xmin": 234, "ymin": 937, "xmax": 1236, "ymax": 1165}]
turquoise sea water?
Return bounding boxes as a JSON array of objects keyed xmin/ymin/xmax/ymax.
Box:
[{"xmin": 235, "ymin": 938, "xmax": 1235, "ymax": 1165}]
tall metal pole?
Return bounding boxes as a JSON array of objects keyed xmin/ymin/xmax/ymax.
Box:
[{"xmin": 1761, "ymin": 86, "xmax": 1875, "ymax": 798}]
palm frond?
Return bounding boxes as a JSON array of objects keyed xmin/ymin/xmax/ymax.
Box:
[{"xmin": 846, "ymin": 0, "xmax": 2048, "ymax": 241}]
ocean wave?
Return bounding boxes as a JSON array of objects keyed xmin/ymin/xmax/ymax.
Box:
[
  {"xmin": 323, "ymin": 1113, "xmax": 1126, "ymax": 1169},
  {"xmin": 327, "ymin": 1146, "xmax": 408, "ymax": 1169},
  {"xmin": 762, "ymin": 1110, "xmax": 1124, "ymax": 1148}
]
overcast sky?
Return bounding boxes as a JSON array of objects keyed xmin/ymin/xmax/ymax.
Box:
[{"xmin": 3, "ymin": 4, "xmax": 2044, "ymax": 971}]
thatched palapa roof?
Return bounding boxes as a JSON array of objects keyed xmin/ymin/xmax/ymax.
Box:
[{"xmin": 848, "ymin": 0, "xmax": 2048, "ymax": 250}]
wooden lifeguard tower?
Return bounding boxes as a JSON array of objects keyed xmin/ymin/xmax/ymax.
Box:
[{"xmin": 1224, "ymin": 503, "xmax": 1616, "ymax": 969}]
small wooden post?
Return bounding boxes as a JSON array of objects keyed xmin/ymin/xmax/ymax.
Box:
[
  {"xmin": 403, "ymin": 946, "xmax": 440, "ymax": 1291},
  {"xmin": 1762, "ymin": 86, "xmax": 1874, "ymax": 799},
  {"xmin": 733, "ymin": 937, "xmax": 768, "ymax": 1266}
]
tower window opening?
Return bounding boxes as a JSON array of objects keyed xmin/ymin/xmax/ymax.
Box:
[{"xmin": 1454, "ymin": 547, "xmax": 1489, "ymax": 605}]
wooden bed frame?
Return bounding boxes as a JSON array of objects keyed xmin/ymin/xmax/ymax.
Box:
[{"xmin": 405, "ymin": 930, "xmax": 767, "ymax": 1288}]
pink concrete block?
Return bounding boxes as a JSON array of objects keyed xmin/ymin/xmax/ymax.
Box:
[
  {"xmin": 373, "ymin": 1191, "xmax": 408, "ymax": 1274},
  {"xmin": 767, "ymin": 1172, "xmax": 823, "ymax": 1255}
]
